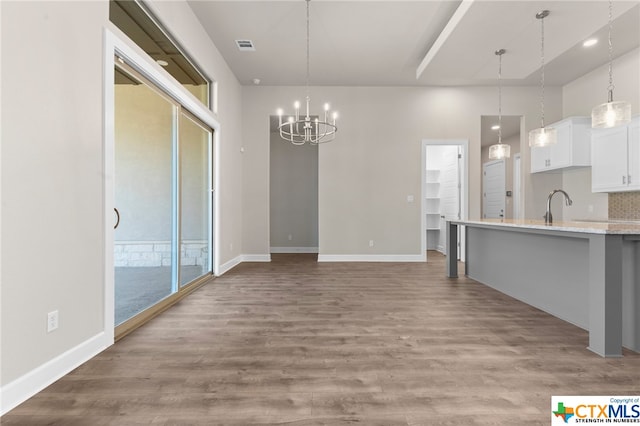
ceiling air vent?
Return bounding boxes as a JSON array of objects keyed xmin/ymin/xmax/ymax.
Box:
[{"xmin": 235, "ymin": 40, "xmax": 255, "ymax": 52}]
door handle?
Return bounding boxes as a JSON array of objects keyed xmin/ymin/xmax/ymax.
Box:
[{"xmin": 114, "ymin": 208, "xmax": 120, "ymax": 229}]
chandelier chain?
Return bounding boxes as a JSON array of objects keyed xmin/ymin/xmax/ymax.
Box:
[
  {"xmin": 306, "ymin": 0, "xmax": 310, "ymax": 100},
  {"xmin": 276, "ymin": 0, "xmax": 338, "ymax": 145}
]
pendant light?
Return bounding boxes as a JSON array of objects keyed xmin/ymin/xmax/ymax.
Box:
[
  {"xmin": 529, "ymin": 10, "xmax": 557, "ymax": 148},
  {"xmin": 591, "ymin": 0, "xmax": 631, "ymax": 128},
  {"xmin": 489, "ymin": 49, "xmax": 510, "ymax": 160}
]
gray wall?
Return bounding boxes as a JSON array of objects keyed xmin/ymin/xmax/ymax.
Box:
[{"xmin": 270, "ymin": 128, "xmax": 319, "ymax": 250}]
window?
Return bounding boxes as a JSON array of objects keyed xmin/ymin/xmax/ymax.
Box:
[{"xmin": 110, "ymin": 0, "xmax": 212, "ymax": 108}]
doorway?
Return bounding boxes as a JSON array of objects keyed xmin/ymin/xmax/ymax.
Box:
[
  {"xmin": 480, "ymin": 115, "xmax": 522, "ymax": 219},
  {"xmin": 422, "ymin": 140, "xmax": 468, "ymax": 261},
  {"xmin": 269, "ymin": 116, "xmax": 319, "ymax": 254}
]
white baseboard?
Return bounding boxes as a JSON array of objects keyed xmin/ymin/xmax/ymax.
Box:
[
  {"xmin": 270, "ymin": 247, "xmax": 318, "ymax": 253},
  {"xmin": 241, "ymin": 254, "xmax": 271, "ymax": 262},
  {"xmin": 317, "ymin": 254, "xmax": 426, "ymax": 262},
  {"xmin": 218, "ymin": 255, "xmax": 243, "ymax": 275},
  {"xmin": 0, "ymin": 332, "xmax": 110, "ymax": 416},
  {"xmin": 218, "ymin": 254, "xmax": 272, "ymax": 276}
]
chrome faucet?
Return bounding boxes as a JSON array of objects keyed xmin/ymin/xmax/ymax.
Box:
[{"xmin": 544, "ymin": 189, "xmax": 572, "ymax": 224}]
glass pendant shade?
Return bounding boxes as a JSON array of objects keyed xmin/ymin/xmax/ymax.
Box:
[
  {"xmin": 591, "ymin": 100, "xmax": 631, "ymax": 129},
  {"xmin": 488, "ymin": 144, "xmax": 510, "ymax": 160},
  {"xmin": 529, "ymin": 126, "xmax": 557, "ymax": 147}
]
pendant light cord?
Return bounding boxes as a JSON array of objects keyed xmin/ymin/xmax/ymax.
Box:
[
  {"xmin": 607, "ymin": 0, "xmax": 614, "ymax": 102},
  {"xmin": 539, "ymin": 14, "xmax": 546, "ymax": 129},
  {"xmin": 497, "ymin": 50, "xmax": 503, "ymax": 144}
]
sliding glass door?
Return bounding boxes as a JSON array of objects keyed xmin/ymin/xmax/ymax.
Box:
[
  {"xmin": 114, "ymin": 58, "xmax": 212, "ymax": 327},
  {"xmin": 179, "ymin": 112, "xmax": 212, "ymax": 287}
]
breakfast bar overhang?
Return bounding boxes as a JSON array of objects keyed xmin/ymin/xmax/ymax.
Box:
[{"xmin": 446, "ymin": 219, "xmax": 640, "ymax": 357}]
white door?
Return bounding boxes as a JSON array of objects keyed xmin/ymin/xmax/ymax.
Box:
[
  {"xmin": 513, "ymin": 154, "xmax": 521, "ymax": 219},
  {"xmin": 483, "ymin": 160, "xmax": 506, "ymax": 219},
  {"xmin": 438, "ymin": 147, "xmax": 460, "ymax": 253}
]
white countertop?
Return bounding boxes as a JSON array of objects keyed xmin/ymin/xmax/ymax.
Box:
[{"xmin": 450, "ymin": 218, "xmax": 640, "ymax": 235}]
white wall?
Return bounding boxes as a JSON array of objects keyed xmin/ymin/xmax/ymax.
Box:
[
  {"xmin": 242, "ymin": 85, "xmax": 563, "ymax": 257},
  {"xmin": 0, "ymin": 0, "xmax": 244, "ymax": 413},
  {"xmin": 561, "ymin": 47, "xmax": 640, "ymax": 220},
  {"xmin": 1, "ymin": 0, "xmax": 107, "ymax": 388}
]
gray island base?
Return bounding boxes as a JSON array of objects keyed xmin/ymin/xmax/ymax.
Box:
[{"xmin": 446, "ymin": 219, "xmax": 640, "ymax": 358}]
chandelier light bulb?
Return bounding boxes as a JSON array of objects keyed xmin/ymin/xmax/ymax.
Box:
[{"xmin": 277, "ymin": 108, "xmax": 283, "ymax": 116}]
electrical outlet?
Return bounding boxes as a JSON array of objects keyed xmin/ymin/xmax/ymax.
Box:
[
  {"xmin": 288, "ymin": 234, "xmax": 293, "ymax": 241},
  {"xmin": 369, "ymin": 240, "xmax": 374, "ymax": 247},
  {"xmin": 47, "ymin": 310, "xmax": 59, "ymax": 333}
]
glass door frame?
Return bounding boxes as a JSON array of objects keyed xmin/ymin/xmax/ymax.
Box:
[
  {"xmin": 104, "ymin": 29, "xmax": 220, "ymax": 342},
  {"xmin": 178, "ymin": 109, "xmax": 214, "ymax": 289}
]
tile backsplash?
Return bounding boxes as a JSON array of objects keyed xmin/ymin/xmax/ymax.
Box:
[{"xmin": 609, "ymin": 192, "xmax": 640, "ymax": 220}]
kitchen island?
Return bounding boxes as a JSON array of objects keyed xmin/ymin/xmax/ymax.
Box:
[{"xmin": 446, "ymin": 219, "xmax": 640, "ymax": 357}]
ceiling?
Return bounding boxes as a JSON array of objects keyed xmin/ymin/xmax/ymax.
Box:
[
  {"xmin": 187, "ymin": 0, "xmax": 640, "ymax": 87},
  {"xmin": 480, "ymin": 115, "xmax": 521, "ymax": 147}
]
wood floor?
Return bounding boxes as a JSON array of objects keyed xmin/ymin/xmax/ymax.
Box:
[{"xmin": 3, "ymin": 253, "xmax": 640, "ymax": 425}]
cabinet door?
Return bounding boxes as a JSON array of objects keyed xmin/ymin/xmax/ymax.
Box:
[
  {"xmin": 591, "ymin": 126, "xmax": 629, "ymax": 192},
  {"xmin": 548, "ymin": 120, "xmax": 572, "ymax": 170},
  {"xmin": 531, "ymin": 145, "xmax": 550, "ymax": 173},
  {"xmin": 628, "ymin": 118, "xmax": 640, "ymax": 190}
]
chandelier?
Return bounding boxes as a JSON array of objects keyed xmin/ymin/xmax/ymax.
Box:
[
  {"xmin": 529, "ymin": 10, "xmax": 557, "ymax": 148},
  {"xmin": 488, "ymin": 49, "xmax": 510, "ymax": 160},
  {"xmin": 591, "ymin": 0, "xmax": 631, "ymax": 128},
  {"xmin": 277, "ymin": 0, "xmax": 338, "ymax": 145}
]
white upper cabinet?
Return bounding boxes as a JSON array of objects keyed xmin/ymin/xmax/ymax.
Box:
[
  {"xmin": 592, "ymin": 116, "xmax": 640, "ymax": 192},
  {"xmin": 530, "ymin": 117, "xmax": 591, "ymax": 173}
]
